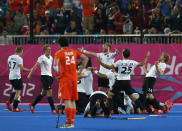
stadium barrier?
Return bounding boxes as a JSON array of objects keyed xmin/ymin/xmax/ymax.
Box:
[
  {"xmin": 0, "ymin": 43, "xmax": 182, "ymax": 103},
  {"xmin": 1, "ymin": 34, "xmax": 182, "ymax": 45}
]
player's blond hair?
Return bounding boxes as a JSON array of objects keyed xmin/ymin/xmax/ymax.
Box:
[
  {"xmin": 104, "ymin": 42, "xmax": 111, "ymax": 49},
  {"xmin": 163, "ymin": 52, "xmax": 170, "ymax": 63}
]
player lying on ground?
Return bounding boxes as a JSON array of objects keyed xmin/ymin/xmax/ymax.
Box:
[
  {"xmin": 91, "ymin": 67, "xmax": 141, "ymax": 114},
  {"xmin": 83, "ymin": 91, "xmax": 111, "ymax": 118}
]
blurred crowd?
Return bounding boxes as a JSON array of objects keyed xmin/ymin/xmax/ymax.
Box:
[{"xmin": 0, "ymin": 0, "xmax": 182, "ymax": 36}]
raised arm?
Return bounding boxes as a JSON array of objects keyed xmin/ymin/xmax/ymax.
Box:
[
  {"xmin": 97, "ymin": 58, "xmax": 114, "ymax": 70},
  {"xmin": 27, "ymin": 62, "xmax": 40, "ymax": 79},
  {"xmin": 78, "ymin": 47, "xmax": 97, "ymax": 57},
  {"xmin": 142, "ymin": 64, "xmax": 149, "ymax": 74},
  {"xmin": 112, "ymin": 48, "xmax": 120, "ymax": 58},
  {"xmin": 137, "ymin": 51, "xmax": 150, "ymax": 67}
]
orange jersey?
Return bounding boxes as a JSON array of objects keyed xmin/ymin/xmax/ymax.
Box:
[
  {"xmin": 54, "ymin": 48, "xmax": 82, "ymax": 100},
  {"xmin": 54, "ymin": 48, "xmax": 82, "ymax": 81}
]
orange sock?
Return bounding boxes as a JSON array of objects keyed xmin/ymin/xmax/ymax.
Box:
[
  {"xmin": 71, "ymin": 108, "xmax": 76, "ymax": 124},
  {"xmin": 65, "ymin": 108, "xmax": 72, "ymax": 124}
]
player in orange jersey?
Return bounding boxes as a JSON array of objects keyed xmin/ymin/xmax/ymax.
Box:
[{"xmin": 53, "ymin": 37, "xmax": 88, "ymax": 128}]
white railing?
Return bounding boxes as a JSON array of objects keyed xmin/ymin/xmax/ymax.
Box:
[{"xmin": 0, "ymin": 34, "xmax": 182, "ymax": 45}]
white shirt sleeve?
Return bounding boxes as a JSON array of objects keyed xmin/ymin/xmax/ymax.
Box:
[
  {"xmin": 158, "ymin": 63, "xmax": 166, "ymax": 74},
  {"xmin": 96, "ymin": 53, "xmax": 101, "ymax": 58},
  {"xmin": 132, "ymin": 60, "xmax": 139, "ymax": 67},
  {"xmin": 113, "ymin": 60, "xmax": 120, "ymax": 68},
  {"xmin": 18, "ymin": 57, "xmax": 23, "ymax": 65},
  {"xmin": 37, "ymin": 56, "xmax": 43, "ymax": 64}
]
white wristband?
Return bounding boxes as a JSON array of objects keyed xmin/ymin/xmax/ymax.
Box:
[
  {"xmin": 83, "ymin": 50, "xmax": 87, "ymax": 53},
  {"xmin": 94, "ymin": 70, "xmax": 98, "ymax": 74}
]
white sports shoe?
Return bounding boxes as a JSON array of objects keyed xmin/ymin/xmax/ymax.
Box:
[{"xmin": 60, "ymin": 124, "xmax": 74, "ymax": 128}]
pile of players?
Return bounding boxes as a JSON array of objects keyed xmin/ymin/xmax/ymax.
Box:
[{"xmin": 77, "ymin": 43, "xmax": 173, "ymax": 118}]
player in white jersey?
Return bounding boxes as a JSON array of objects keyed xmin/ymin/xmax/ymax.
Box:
[
  {"xmin": 6, "ymin": 47, "xmax": 31, "ymax": 112},
  {"xmin": 76, "ymin": 59, "xmax": 93, "ymax": 113},
  {"xmin": 27, "ymin": 45, "xmax": 58, "ymax": 114},
  {"xmin": 78, "ymin": 43, "xmax": 120, "ymax": 91},
  {"xmin": 141, "ymin": 52, "xmax": 172, "ymax": 113},
  {"xmin": 97, "ymin": 48, "xmax": 150, "ymax": 113},
  {"xmin": 83, "ymin": 91, "xmax": 110, "ymax": 118}
]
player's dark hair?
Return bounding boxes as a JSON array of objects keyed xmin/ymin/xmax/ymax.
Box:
[
  {"xmin": 122, "ymin": 48, "xmax": 130, "ymax": 58},
  {"xmin": 78, "ymin": 57, "xmax": 92, "ymax": 68},
  {"xmin": 43, "ymin": 44, "xmax": 50, "ymax": 52},
  {"xmin": 58, "ymin": 37, "xmax": 69, "ymax": 47},
  {"xmin": 16, "ymin": 46, "xmax": 23, "ymax": 53}
]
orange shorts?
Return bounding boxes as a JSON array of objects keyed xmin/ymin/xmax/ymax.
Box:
[{"xmin": 58, "ymin": 78, "xmax": 78, "ymax": 100}]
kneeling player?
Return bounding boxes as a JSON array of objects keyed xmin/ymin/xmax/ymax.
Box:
[
  {"xmin": 84, "ymin": 91, "xmax": 110, "ymax": 118},
  {"xmin": 141, "ymin": 52, "xmax": 173, "ymax": 114}
]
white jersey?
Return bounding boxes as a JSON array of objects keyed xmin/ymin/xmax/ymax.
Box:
[
  {"xmin": 77, "ymin": 77, "xmax": 86, "ymax": 93},
  {"xmin": 77, "ymin": 69, "xmax": 93, "ymax": 94},
  {"xmin": 105, "ymin": 72, "xmax": 117, "ymax": 90},
  {"xmin": 146, "ymin": 62, "xmax": 166, "ymax": 78},
  {"xmin": 8, "ymin": 54, "xmax": 23, "ymax": 80},
  {"xmin": 82, "ymin": 69, "xmax": 93, "ymax": 95},
  {"xmin": 114, "ymin": 59, "xmax": 138, "ymax": 80},
  {"xmin": 37, "ymin": 55, "xmax": 53, "ymax": 77},
  {"xmin": 96, "ymin": 52, "xmax": 116, "ymax": 74}
]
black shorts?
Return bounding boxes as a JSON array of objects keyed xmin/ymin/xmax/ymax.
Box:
[
  {"xmin": 40, "ymin": 75, "xmax": 53, "ymax": 90},
  {"xmin": 10, "ymin": 79, "xmax": 23, "ymax": 90},
  {"xmin": 142, "ymin": 77, "xmax": 156, "ymax": 94},
  {"xmin": 111, "ymin": 80, "xmax": 136, "ymax": 96},
  {"xmin": 98, "ymin": 76, "xmax": 109, "ymax": 88}
]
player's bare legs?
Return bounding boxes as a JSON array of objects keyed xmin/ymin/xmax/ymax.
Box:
[
  {"xmin": 29, "ymin": 89, "xmax": 46, "ymax": 113},
  {"xmin": 60, "ymin": 100, "xmax": 76, "ymax": 128},
  {"xmin": 47, "ymin": 89, "xmax": 58, "ymax": 113}
]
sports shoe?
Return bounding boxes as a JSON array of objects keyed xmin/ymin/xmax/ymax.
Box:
[
  {"xmin": 149, "ymin": 105, "xmax": 155, "ymax": 113},
  {"xmin": 154, "ymin": 109, "xmax": 163, "ymax": 114},
  {"xmin": 60, "ymin": 123, "xmax": 74, "ymax": 128},
  {"xmin": 165, "ymin": 100, "xmax": 173, "ymax": 109},
  {"xmin": 142, "ymin": 110, "xmax": 147, "ymax": 114},
  {"xmin": 12, "ymin": 108, "xmax": 24, "ymax": 112},
  {"xmin": 29, "ymin": 103, "xmax": 35, "ymax": 114},
  {"xmin": 6, "ymin": 101, "xmax": 12, "ymax": 111},
  {"xmin": 163, "ymin": 104, "xmax": 169, "ymax": 113},
  {"xmin": 51, "ymin": 109, "xmax": 59, "ymax": 114}
]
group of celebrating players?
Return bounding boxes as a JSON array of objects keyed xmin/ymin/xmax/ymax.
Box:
[{"xmin": 6, "ymin": 37, "xmax": 173, "ymax": 128}]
